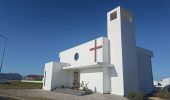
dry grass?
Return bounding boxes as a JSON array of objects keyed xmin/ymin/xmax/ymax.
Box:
[
  {"xmin": 0, "ymin": 81, "xmax": 45, "ymax": 99},
  {"xmin": 154, "ymin": 89, "xmax": 170, "ymax": 99},
  {"xmin": 0, "ymin": 80, "xmax": 42, "ymax": 89},
  {"xmin": 0, "ymin": 92, "xmax": 52, "ymax": 100}
]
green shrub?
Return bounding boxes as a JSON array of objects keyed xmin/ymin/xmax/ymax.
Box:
[
  {"xmin": 127, "ymin": 91, "xmax": 144, "ymax": 100},
  {"xmin": 61, "ymin": 84, "xmax": 65, "ymax": 88},
  {"xmin": 154, "ymin": 88, "xmax": 170, "ymax": 99}
]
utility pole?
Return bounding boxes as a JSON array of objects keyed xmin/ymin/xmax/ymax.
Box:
[{"xmin": 0, "ymin": 34, "xmax": 7, "ymax": 73}]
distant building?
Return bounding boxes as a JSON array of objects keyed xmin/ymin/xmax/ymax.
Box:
[
  {"xmin": 0, "ymin": 73, "xmax": 22, "ymax": 80},
  {"xmin": 154, "ymin": 77, "xmax": 170, "ymax": 87},
  {"xmin": 24, "ymin": 75, "xmax": 43, "ymax": 80}
]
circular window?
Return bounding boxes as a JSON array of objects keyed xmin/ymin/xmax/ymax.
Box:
[{"xmin": 74, "ymin": 53, "xmax": 79, "ymax": 61}]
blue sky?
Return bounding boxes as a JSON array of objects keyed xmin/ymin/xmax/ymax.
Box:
[{"xmin": 0, "ymin": 0, "xmax": 170, "ymax": 80}]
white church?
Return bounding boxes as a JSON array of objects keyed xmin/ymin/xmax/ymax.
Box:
[{"xmin": 43, "ymin": 6, "xmax": 154, "ymax": 96}]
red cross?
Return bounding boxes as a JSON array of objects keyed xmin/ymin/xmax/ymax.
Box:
[{"xmin": 90, "ymin": 40, "xmax": 102, "ymax": 62}]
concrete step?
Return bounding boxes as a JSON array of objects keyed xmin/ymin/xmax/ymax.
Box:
[{"xmin": 54, "ymin": 88, "xmax": 90, "ymax": 96}]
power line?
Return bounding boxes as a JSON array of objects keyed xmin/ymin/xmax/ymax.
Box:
[
  {"xmin": 0, "ymin": 34, "xmax": 7, "ymax": 40},
  {"xmin": 0, "ymin": 34, "xmax": 8, "ymax": 73}
]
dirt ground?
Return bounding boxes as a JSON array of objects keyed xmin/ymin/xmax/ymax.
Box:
[
  {"xmin": 0, "ymin": 81, "xmax": 163, "ymax": 100},
  {"xmin": 0, "ymin": 89, "xmax": 128, "ymax": 100},
  {"xmin": 0, "ymin": 89, "xmax": 164, "ymax": 100},
  {"xmin": 0, "ymin": 89, "xmax": 52, "ymax": 100}
]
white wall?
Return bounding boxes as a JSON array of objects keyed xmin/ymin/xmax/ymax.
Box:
[
  {"xmin": 103, "ymin": 66, "xmax": 111, "ymax": 93},
  {"xmin": 43, "ymin": 62, "xmax": 53, "ymax": 90},
  {"xmin": 59, "ymin": 37, "xmax": 109, "ymax": 68},
  {"xmin": 80, "ymin": 67, "xmax": 103, "ymax": 93},
  {"xmin": 137, "ymin": 49, "xmax": 153, "ymax": 93},
  {"xmin": 107, "ymin": 6, "xmax": 124, "ymax": 96},
  {"xmin": 51, "ymin": 62, "xmax": 70, "ymax": 89},
  {"xmin": 103, "ymin": 38, "xmax": 110, "ymax": 63},
  {"xmin": 59, "ymin": 36, "xmax": 110, "ymax": 93},
  {"xmin": 43, "ymin": 62, "xmax": 71, "ymax": 90},
  {"xmin": 120, "ymin": 8, "xmax": 140, "ymax": 95},
  {"xmin": 137, "ymin": 47, "xmax": 153, "ymax": 93},
  {"xmin": 107, "ymin": 6, "xmax": 139, "ymax": 95},
  {"xmin": 102, "ymin": 37, "xmax": 111, "ymax": 93},
  {"xmin": 67, "ymin": 70, "xmax": 74, "ymax": 87}
]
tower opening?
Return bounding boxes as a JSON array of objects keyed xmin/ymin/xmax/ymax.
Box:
[{"xmin": 110, "ymin": 11, "xmax": 117, "ymax": 21}]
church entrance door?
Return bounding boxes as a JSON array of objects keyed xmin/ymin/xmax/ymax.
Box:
[
  {"xmin": 73, "ymin": 71, "xmax": 80, "ymax": 89},
  {"xmin": 73, "ymin": 71, "xmax": 79, "ymax": 82}
]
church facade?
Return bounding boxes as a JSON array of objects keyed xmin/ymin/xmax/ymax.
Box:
[{"xmin": 42, "ymin": 6, "xmax": 154, "ymax": 96}]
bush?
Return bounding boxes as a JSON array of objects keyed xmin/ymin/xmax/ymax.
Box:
[
  {"xmin": 61, "ymin": 84, "xmax": 65, "ymax": 88},
  {"xmin": 154, "ymin": 88, "xmax": 170, "ymax": 99},
  {"xmin": 127, "ymin": 91, "xmax": 144, "ymax": 100}
]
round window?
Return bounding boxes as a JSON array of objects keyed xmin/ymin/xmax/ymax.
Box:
[{"xmin": 74, "ymin": 53, "xmax": 79, "ymax": 61}]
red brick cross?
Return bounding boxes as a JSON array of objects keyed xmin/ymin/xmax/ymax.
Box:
[{"xmin": 90, "ymin": 40, "xmax": 102, "ymax": 62}]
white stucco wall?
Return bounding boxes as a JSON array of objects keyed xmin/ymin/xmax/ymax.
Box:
[
  {"xmin": 103, "ymin": 66, "xmax": 111, "ymax": 93},
  {"xmin": 59, "ymin": 37, "xmax": 110, "ymax": 93},
  {"xmin": 80, "ymin": 67, "xmax": 103, "ymax": 93},
  {"xmin": 107, "ymin": 6, "xmax": 140, "ymax": 95},
  {"xmin": 43, "ymin": 62, "xmax": 71, "ymax": 91},
  {"xmin": 43, "ymin": 62, "xmax": 53, "ymax": 90},
  {"xmin": 120, "ymin": 8, "xmax": 140, "ymax": 95},
  {"xmin": 107, "ymin": 6, "xmax": 124, "ymax": 96},
  {"xmin": 137, "ymin": 47, "xmax": 153, "ymax": 93},
  {"xmin": 67, "ymin": 70, "xmax": 74, "ymax": 87},
  {"xmin": 59, "ymin": 37, "xmax": 109, "ymax": 68}
]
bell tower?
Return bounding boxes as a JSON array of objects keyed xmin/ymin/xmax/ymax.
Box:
[{"xmin": 107, "ymin": 6, "xmax": 139, "ymax": 95}]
